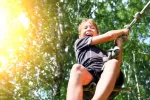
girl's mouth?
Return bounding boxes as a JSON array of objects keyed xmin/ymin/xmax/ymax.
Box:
[{"xmin": 85, "ymin": 32, "xmax": 93, "ymax": 36}]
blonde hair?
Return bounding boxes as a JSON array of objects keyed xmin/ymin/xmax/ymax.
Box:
[{"xmin": 78, "ymin": 19, "xmax": 99, "ymax": 34}]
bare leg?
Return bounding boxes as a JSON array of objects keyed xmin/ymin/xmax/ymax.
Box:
[
  {"xmin": 66, "ymin": 64, "xmax": 93, "ymax": 100},
  {"xmin": 92, "ymin": 59, "xmax": 120, "ymax": 100},
  {"xmin": 92, "ymin": 38, "xmax": 123, "ymax": 100}
]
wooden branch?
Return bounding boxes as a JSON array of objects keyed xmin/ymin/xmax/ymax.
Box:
[
  {"xmin": 113, "ymin": 87, "xmax": 132, "ymax": 92},
  {"xmin": 83, "ymin": 82, "xmax": 132, "ymax": 93}
]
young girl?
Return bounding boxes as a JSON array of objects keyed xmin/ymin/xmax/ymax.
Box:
[{"xmin": 67, "ymin": 19, "xmax": 129, "ymax": 100}]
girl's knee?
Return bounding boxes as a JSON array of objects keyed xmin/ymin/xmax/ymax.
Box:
[
  {"xmin": 70, "ymin": 64, "xmax": 84, "ymax": 76},
  {"xmin": 104, "ymin": 59, "xmax": 120, "ymax": 72},
  {"xmin": 109, "ymin": 59, "xmax": 119, "ymax": 64},
  {"xmin": 70, "ymin": 64, "xmax": 92, "ymax": 85},
  {"xmin": 72, "ymin": 64, "xmax": 82, "ymax": 69},
  {"xmin": 106, "ymin": 59, "xmax": 119, "ymax": 67}
]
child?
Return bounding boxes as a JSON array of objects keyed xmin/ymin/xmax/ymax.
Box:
[{"xmin": 67, "ymin": 19, "xmax": 129, "ymax": 100}]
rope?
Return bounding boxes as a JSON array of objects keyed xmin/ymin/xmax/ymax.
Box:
[
  {"xmin": 121, "ymin": 1, "xmax": 150, "ymax": 41},
  {"xmin": 129, "ymin": 1, "xmax": 150, "ymax": 28}
]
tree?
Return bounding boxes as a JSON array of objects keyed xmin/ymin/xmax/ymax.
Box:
[{"xmin": 0, "ymin": 0, "xmax": 149, "ymax": 100}]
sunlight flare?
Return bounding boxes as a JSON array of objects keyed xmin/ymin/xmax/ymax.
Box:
[
  {"xmin": 0, "ymin": 3, "xmax": 30, "ymax": 69},
  {"xmin": 0, "ymin": 8, "xmax": 8, "ymax": 40},
  {"xmin": 18, "ymin": 12, "xmax": 30, "ymax": 30}
]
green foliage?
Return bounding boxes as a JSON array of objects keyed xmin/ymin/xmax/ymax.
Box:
[{"xmin": 0, "ymin": 0, "xmax": 149, "ymax": 100}]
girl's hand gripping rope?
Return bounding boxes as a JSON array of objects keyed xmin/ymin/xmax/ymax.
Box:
[
  {"xmin": 121, "ymin": 25, "xmax": 130, "ymax": 42},
  {"xmin": 115, "ymin": 26, "xmax": 130, "ymax": 45}
]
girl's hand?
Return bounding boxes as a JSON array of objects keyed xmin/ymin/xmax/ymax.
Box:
[{"xmin": 122, "ymin": 28, "xmax": 130, "ymax": 36}]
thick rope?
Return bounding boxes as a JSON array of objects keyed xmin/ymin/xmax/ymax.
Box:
[{"xmin": 121, "ymin": 1, "xmax": 150, "ymax": 41}]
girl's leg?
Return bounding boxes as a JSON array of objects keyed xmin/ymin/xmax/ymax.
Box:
[
  {"xmin": 92, "ymin": 59, "xmax": 120, "ymax": 100},
  {"xmin": 66, "ymin": 64, "xmax": 93, "ymax": 100}
]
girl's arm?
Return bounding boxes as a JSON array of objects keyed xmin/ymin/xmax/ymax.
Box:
[
  {"xmin": 91, "ymin": 29, "xmax": 129, "ymax": 45},
  {"xmin": 115, "ymin": 37, "xmax": 123, "ymax": 66}
]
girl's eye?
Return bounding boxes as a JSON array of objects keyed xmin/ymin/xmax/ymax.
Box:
[
  {"xmin": 91, "ymin": 26, "xmax": 96, "ymax": 29},
  {"xmin": 83, "ymin": 26, "xmax": 95, "ymax": 29},
  {"xmin": 84, "ymin": 26, "xmax": 87, "ymax": 29}
]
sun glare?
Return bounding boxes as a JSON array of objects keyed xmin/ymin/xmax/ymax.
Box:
[
  {"xmin": 18, "ymin": 12, "xmax": 30, "ymax": 30},
  {"xmin": 0, "ymin": 56, "xmax": 7, "ymax": 72},
  {"xmin": 0, "ymin": 2, "xmax": 30, "ymax": 69},
  {"xmin": 0, "ymin": 8, "xmax": 8, "ymax": 40}
]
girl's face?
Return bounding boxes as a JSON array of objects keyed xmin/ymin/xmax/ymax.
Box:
[{"xmin": 79, "ymin": 21, "xmax": 98, "ymax": 38}]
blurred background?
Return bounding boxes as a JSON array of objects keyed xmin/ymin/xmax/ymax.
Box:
[{"xmin": 0, "ymin": 0, "xmax": 149, "ymax": 100}]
